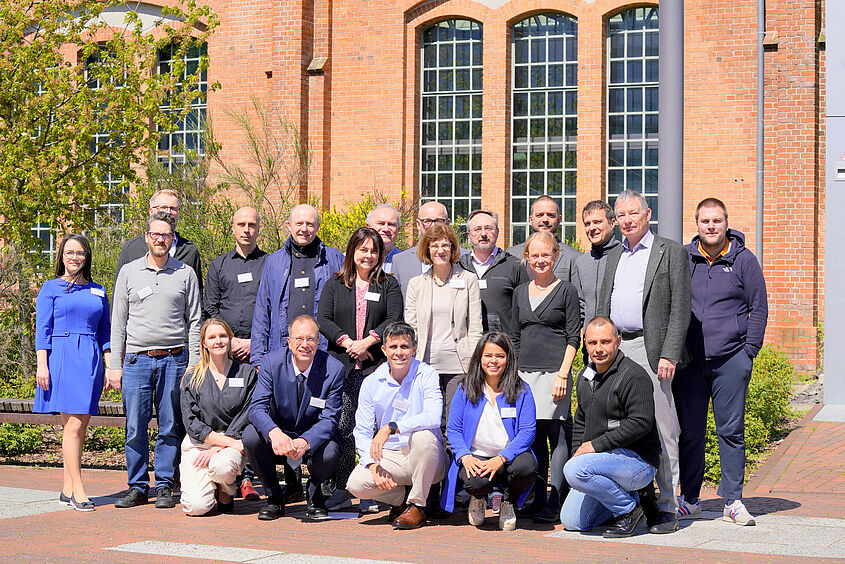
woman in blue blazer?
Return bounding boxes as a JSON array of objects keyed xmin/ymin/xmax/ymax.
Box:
[{"xmin": 442, "ymin": 331, "xmax": 536, "ymax": 531}]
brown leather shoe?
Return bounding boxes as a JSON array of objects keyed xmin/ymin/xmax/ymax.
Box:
[
  {"xmin": 387, "ymin": 502, "xmax": 408, "ymax": 522},
  {"xmin": 392, "ymin": 504, "xmax": 427, "ymax": 529}
]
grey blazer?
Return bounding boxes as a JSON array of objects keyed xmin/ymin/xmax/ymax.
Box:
[
  {"xmin": 404, "ymin": 268, "xmax": 483, "ymax": 374},
  {"xmin": 596, "ymin": 233, "xmax": 691, "ymax": 372},
  {"xmin": 393, "ymin": 246, "xmax": 470, "ymax": 297},
  {"xmin": 507, "ymin": 239, "xmax": 581, "ymax": 285}
]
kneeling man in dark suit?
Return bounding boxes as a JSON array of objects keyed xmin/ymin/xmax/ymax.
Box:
[{"xmin": 243, "ymin": 315, "xmax": 345, "ymax": 520}]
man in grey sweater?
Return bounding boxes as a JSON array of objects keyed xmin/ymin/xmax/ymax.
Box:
[
  {"xmin": 109, "ymin": 212, "xmax": 202, "ymax": 510},
  {"xmin": 573, "ymin": 200, "xmax": 620, "ymax": 328}
]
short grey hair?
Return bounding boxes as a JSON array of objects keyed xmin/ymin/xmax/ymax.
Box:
[
  {"xmin": 467, "ymin": 209, "xmax": 499, "ymax": 228},
  {"xmin": 287, "ymin": 203, "xmax": 321, "ymax": 227},
  {"xmin": 149, "ymin": 189, "xmax": 179, "ymax": 208},
  {"xmin": 613, "ymin": 190, "xmax": 649, "ymax": 214},
  {"xmin": 366, "ymin": 203, "xmax": 402, "ymax": 229}
]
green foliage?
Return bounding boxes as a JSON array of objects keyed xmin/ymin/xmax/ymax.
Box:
[
  {"xmin": 0, "ymin": 424, "xmax": 42, "ymax": 455},
  {"xmin": 86, "ymin": 426, "xmax": 125, "ymax": 451},
  {"xmin": 0, "ymin": 372, "xmax": 36, "ymax": 399},
  {"xmin": 0, "ymin": 0, "xmax": 219, "ymax": 249},
  {"xmin": 703, "ymin": 347, "xmax": 795, "ymax": 483},
  {"xmin": 319, "ymin": 190, "xmax": 415, "ymax": 252}
]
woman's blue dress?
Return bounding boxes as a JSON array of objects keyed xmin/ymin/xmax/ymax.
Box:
[{"xmin": 33, "ymin": 278, "xmax": 111, "ymax": 415}]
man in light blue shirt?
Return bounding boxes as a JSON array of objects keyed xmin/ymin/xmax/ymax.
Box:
[{"xmin": 346, "ymin": 322, "xmax": 448, "ymax": 530}]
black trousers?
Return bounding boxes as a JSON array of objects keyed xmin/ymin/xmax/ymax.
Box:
[
  {"xmin": 242, "ymin": 424, "xmax": 339, "ymax": 501},
  {"xmin": 459, "ymin": 451, "xmax": 537, "ymax": 502}
]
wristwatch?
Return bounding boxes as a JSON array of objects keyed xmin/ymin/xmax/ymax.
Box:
[{"xmin": 388, "ymin": 422, "xmax": 399, "ymax": 435}]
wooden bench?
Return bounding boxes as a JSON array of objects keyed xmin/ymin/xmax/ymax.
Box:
[{"xmin": 0, "ymin": 398, "xmax": 157, "ymax": 428}]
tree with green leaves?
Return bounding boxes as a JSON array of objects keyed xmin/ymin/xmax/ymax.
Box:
[{"xmin": 0, "ymin": 0, "xmax": 218, "ymax": 249}]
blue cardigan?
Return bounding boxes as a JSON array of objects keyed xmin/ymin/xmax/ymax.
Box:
[{"xmin": 441, "ymin": 382, "xmax": 536, "ymax": 512}]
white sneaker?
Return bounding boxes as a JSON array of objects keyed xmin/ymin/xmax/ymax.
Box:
[
  {"xmin": 677, "ymin": 496, "xmax": 702, "ymax": 520},
  {"xmin": 490, "ymin": 492, "xmax": 503, "ymax": 515},
  {"xmin": 723, "ymin": 500, "xmax": 756, "ymax": 526},
  {"xmin": 468, "ymin": 495, "xmax": 486, "ymax": 526},
  {"xmin": 499, "ymin": 500, "xmax": 517, "ymax": 531}
]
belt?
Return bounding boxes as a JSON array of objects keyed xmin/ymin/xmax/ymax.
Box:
[
  {"xmin": 620, "ymin": 330, "xmax": 644, "ymax": 341},
  {"xmin": 138, "ymin": 347, "xmax": 185, "ymax": 357}
]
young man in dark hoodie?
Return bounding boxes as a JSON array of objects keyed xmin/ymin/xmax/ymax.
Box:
[
  {"xmin": 573, "ymin": 200, "xmax": 621, "ymax": 327},
  {"xmin": 673, "ymin": 198, "xmax": 768, "ymax": 526}
]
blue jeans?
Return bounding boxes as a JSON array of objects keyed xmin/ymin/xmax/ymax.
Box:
[
  {"xmin": 122, "ymin": 350, "xmax": 186, "ymax": 494},
  {"xmin": 560, "ymin": 448, "xmax": 657, "ymax": 531}
]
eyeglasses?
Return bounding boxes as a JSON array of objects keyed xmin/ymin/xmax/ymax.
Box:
[
  {"xmin": 418, "ymin": 217, "xmax": 447, "ymax": 227},
  {"xmin": 469, "ymin": 226, "xmax": 496, "ymax": 234},
  {"xmin": 147, "ymin": 231, "xmax": 174, "ymax": 241},
  {"xmin": 63, "ymin": 251, "xmax": 87, "ymax": 258},
  {"xmin": 291, "ymin": 336, "xmax": 318, "ymax": 345},
  {"xmin": 153, "ymin": 205, "xmax": 179, "ymax": 213}
]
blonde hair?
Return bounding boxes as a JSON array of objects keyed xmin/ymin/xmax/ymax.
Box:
[
  {"xmin": 184, "ymin": 318, "xmax": 234, "ymax": 391},
  {"xmin": 523, "ymin": 230, "xmax": 560, "ymax": 260}
]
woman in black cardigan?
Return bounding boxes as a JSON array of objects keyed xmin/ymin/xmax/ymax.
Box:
[
  {"xmin": 317, "ymin": 226, "xmax": 403, "ymax": 511},
  {"xmin": 511, "ymin": 231, "xmax": 581, "ymax": 523}
]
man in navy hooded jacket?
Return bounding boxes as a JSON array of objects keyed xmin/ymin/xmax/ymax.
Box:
[{"xmin": 673, "ymin": 198, "xmax": 768, "ymax": 527}]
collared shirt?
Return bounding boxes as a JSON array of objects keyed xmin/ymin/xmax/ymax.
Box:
[
  {"xmin": 111, "ymin": 254, "xmax": 202, "ymax": 365},
  {"xmin": 289, "ymin": 358, "xmax": 314, "ymax": 382},
  {"xmin": 181, "ymin": 360, "xmax": 257, "ymax": 442},
  {"xmin": 354, "ymin": 359, "xmax": 443, "ymax": 468},
  {"xmin": 204, "ymin": 246, "xmax": 268, "ymax": 338},
  {"xmin": 698, "ymin": 240, "xmax": 731, "ymax": 264},
  {"xmin": 383, "ymin": 246, "xmax": 401, "ymax": 274},
  {"xmin": 610, "ymin": 229, "xmax": 654, "ymax": 332},
  {"xmin": 287, "ymin": 238, "xmax": 320, "ymax": 317},
  {"xmin": 471, "ymin": 247, "xmax": 499, "ymax": 278}
]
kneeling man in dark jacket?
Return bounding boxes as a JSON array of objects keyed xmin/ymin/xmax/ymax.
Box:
[{"xmin": 560, "ymin": 316, "xmax": 660, "ymax": 538}]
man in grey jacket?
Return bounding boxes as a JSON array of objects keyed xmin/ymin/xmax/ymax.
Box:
[
  {"xmin": 506, "ymin": 195, "xmax": 580, "ymax": 284},
  {"xmin": 573, "ymin": 200, "xmax": 620, "ymax": 327},
  {"xmin": 596, "ymin": 190, "xmax": 691, "ymax": 534}
]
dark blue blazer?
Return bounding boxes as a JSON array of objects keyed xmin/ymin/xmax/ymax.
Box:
[{"xmin": 248, "ymin": 348, "xmax": 345, "ymax": 451}]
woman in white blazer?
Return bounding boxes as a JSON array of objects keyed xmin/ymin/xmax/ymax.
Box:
[{"xmin": 405, "ymin": 223, "xmax": 483, "ymax": 425}]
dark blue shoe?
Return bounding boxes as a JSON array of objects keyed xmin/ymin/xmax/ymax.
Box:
[
  {"xmin": 70, "ymin": 494, "xmax": 96, "ymax": 512},
  {"xmin": 58, "ymin": 492, "xmax": 71, "ymax": 506}
]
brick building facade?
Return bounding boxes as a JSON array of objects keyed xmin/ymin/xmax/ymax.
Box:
[{"xmin": 179, "ymin": 0, "xmax": 825, "ymax": 370}]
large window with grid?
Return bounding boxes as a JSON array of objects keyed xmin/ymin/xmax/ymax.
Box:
[
  {"xmin": 420, "ymin": 19, "xmax": 482, "ymax": 225},
  {"xmin": 158, "ymin": 43, "xmax": 208, "ymax": 172},
  {"xmin": 607, "ymin": 7, "xmax": 658, "ymax": 222},
  {"xmin": 511, "ymin": 13, "xmax": 578, "ymax": 245},
  {"xmin": 30, "ymin": 222, "xmax": 55, "ymax": 261}
]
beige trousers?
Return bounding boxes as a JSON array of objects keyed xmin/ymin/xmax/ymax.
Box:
[
  {"xmin": 346, "ymin": 430, "xmax": 448, "ymax": 507},
  {"xmin": 179, "ymin": 435, "xmax": 245, "ymax": 516}
]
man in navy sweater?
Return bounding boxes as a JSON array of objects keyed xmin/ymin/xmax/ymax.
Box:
[{"xmin": 673, "ymin": 198, "xmax": 768, "ymax": 526}]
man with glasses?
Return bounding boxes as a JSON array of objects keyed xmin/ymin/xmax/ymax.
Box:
[
  {"xmin": 109, "ymin": 212, "xmax": 202, "ymax": 510},
  {"xmin": 392, "ymin": 201, "xmax": 468, "ymax": 297},
  {"xmin": 457, "ymin": 209, "xmax": 527, "ymax": 338},
  {"xmin": 243, "ymin": 316, "xmax": 345, "ymax": 520},
  {"xmin": 115, "ymin": 189, "xmax": 203, "ymax": 293}
]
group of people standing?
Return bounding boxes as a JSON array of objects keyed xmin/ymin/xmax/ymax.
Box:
[{"xmin": 33, "ymin": 187, "xmax": 767, "ymax": 538}]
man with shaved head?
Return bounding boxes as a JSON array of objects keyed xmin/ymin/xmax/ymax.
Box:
[
  {"xmin": 392, "ymin": 201, "xmax": 468, "ymax": 296},
  {"xmin": 251, "ymin": 204, "xmax": 344, "ymax": 366}
]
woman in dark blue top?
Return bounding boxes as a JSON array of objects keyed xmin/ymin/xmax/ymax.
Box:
[
  {"xmin": 34, "ymin": 234, "xmax": 111, "ymax": 512},
  {"xmin": 442, "ymin": 332, "xmax": 536, "ymax": 531}
]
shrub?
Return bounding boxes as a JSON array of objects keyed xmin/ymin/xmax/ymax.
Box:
[
  {"xmin": 319, "ymin": 190, "xmax": 415, "ymax": 252},
  {"xmin": 0, "ymin": 423, "xmax": 42, "ymax": 455},
  {"xmin": 703, "ymin": 346, "xmax": 795, "ymax": 483},
  {"xmin": 86, "ymin": 426, "xmax": 125, "ymax": 451}
]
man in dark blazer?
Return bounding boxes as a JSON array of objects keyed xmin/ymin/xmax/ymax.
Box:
[
  {"xmin": 596, "ymin": 190, "xmax": 691, "ymax": 534},
  {"xmin": 506, "ymin": 195, "xmax": 581, "ymax": 285},
  {"xmin": 115, "ymin": 189, "xmax": 203, "ymax": 292},
  {"xmin": 242, "ymin": 315, "xmax": 345, "ymax": 520}
]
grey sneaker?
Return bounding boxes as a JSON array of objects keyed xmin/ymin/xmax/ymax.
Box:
[
  {"xmin": 499, "ymin": 501, "xmax": 517, "ymax": 531},
  {"xmin": 723, "ymin": 500, "xmax": 756, "ymax": 526},
  {"xmin": 468, "ymin": 495, "xmax": 486, "ymax": 526},
  {"xmin": 677, "ymin": 496, "xmax": 702, "ymax": 520}
]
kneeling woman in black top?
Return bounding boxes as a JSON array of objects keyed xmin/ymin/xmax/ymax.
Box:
[
  {"xmin": 442, "ymin": 332, "xmax": 537, "ymax": 531},
  {"xmin": 180, "ymin": 318, "xmax": 257, "ymax": 516}
]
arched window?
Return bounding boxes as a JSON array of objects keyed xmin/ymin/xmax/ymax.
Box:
[
  {"xmin": 157, "ymin": 43, "xmax": 208, "ymax": 172},
  {"xmin": 420, "ymin": 19, "xmax": 482, "ymax": 225},
  {"xmin": 607, "ymin": 7, "xmax": 658, "ymax": 222},
  {"xmin": 511, "ymin": 13, "xmax": 578, "ymax": 244}
]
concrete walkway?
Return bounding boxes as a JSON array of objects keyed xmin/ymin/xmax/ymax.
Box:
[{"xmin": 0, "ymin": 405, "xmax": 842, "ymax": 563}]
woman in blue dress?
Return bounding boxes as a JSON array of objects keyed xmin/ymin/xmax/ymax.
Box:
[{"xmin": 34, "ymin": 234, "xmax": 111, "ymax": 512}]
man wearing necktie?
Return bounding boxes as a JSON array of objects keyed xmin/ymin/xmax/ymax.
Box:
[{"xmin": 242, "ymin": 316, "xmax": 345, "ymax": 520}]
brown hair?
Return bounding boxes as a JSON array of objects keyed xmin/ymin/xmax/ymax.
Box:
[
  {"xmin": 695, "ymin": 197, "xmax": 729, "ymax": 221},
  {"xmin": 336, "ymin": 227, "xmax": 386, "ymax": 288},
  {"xmin": 416, "ymin": 223, "xmax": 460, "ymax": 265}
]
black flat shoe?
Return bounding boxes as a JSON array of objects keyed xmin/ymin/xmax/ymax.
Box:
[
  {"xmin": 70, "ymin": 494, "xmax": 96, "ymax": 512},
  {"xmin": 114, "ymin": 488, "xmax": 148, "ymax": 508},
  {"xmin": 58, "ymin": 492, "xmax": 72, "ymax": 506},
  {"xmin": 217, "ymin": 499, "xmax": 235, "ymax": 514},
  {"xmin": 258, "ymin": 498, "xmax": 285, "ymax": 520},
  {"xmin": 649, "ymin": 511, "xmax": 679, "ymax": 534},
  {"xmin": 603, "ymin": 504, "xmax": 645, "ymax": 538}
]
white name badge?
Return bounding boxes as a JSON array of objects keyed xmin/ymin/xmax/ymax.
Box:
[
  {"xmin": 237, "ymin": 272, "xmax": 253, "ymax": 283},
  {"xmin": 365, "ymin": 292, "xmax": 381, "ymax": 302},
  {"xmin": 309, "ymin": 397, "xmax": 326, "ymax": 409},
  {"xmin": 91, "ymin": 288, "xmax": 105, "ymax": 297},
  {"xmin": 478, "ymin": 280, "xmax": 488, "ymax": 290},
  {"xmin": 383, "ymin": 263, "xmax": 393, "ymax": 274},
  {"xmin": 449, "ymin": 278, "xmax": 466, "ymax": 289},
  {"xmin": 137, "ymin": 286, "xmax": 153, "ymax": 300},
  {"xmin": 421, "ymin": 263, "xmax": 432, "ymax": 274},
  {"xmin": 500, "ymin": 407, "xmax": 517, "ymax": 418},
  {"xmin": 392, "ymin": 397, "xmax": 409, "ymax": 412},
  {"xmin": 294, "ymin": 277, "xmax": 310, "ymax": 288},
  {"xmin": 229, "ymin": 378, "xmax": 245, "ymax": 388}
]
